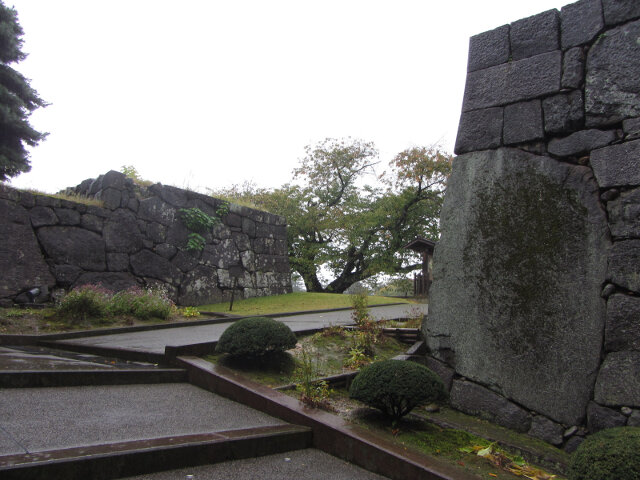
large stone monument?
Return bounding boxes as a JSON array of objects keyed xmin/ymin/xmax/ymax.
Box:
[{"xmin": 423, "ymin": 0, "xmax": 640, "ymax": 449}]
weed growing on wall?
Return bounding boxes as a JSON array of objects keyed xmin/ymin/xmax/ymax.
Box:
[{"xmin": 178, "ymin": 202, "xmax": 229, "ymax": 252}]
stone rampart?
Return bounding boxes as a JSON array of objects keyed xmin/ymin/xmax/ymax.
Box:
[
  {"xmin": 0, "ymin": 171, "xmax": 291, "ymax": 306},
  {"xmin": 424, "ymin": 0, "xmax": 640, "ymax": 451}
]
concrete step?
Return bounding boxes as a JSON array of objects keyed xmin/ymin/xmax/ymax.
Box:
[
  {"xmin": 0, "ymin": 368, "xmax": 187, "ymax": 388},
  {"xmin": 0, "ymin": 425, "xmax": 313, "ymax": 480}
]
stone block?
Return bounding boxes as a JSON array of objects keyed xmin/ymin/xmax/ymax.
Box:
[
  {"xmin": 425, "ymin": 148, "xmax": 609, "ymax": 425},
  {"xmin": 225, "ymin": 213, "xmax": 242, "ymax": 228},
  {"xmin": 467, "ymin": 24, "xmax": 510, "ymax": 72},
  {"xmin": 178, "ymin": 265, "xmax": 222, "ymax": 306},
  {"xmin": 547, "ymin": 129, "xmax": 615, "ymax": 156},
  {"xmin": 607, "ymin": 187, "xmax": 640, "ymax": 238},
  {"xmin": 73, "ymin": 272, "xmax": 139, "ymax": 292},
  {"xmin": 542, "ymin": 90, "xmax": 584, "ymax": 134},
  {"xmin": 608, "ymin": 239, "xmax": 640, "ymax": 293},
  {"xmin": 594, "ymin": 351, "xmax": 640, "ymax": 407},
  {"xmin": 586, "ymin": 19, "xmax": 640, "ymax": 126},
  {"xmin": 52, "ymin": 264, "xmax": 82, "ymax": 287},
  {"xmin": 605, "ymin": 294, "xmax": 640, "ymax": 351},
  {"xmin": 18, "ymin": 190, "xmax": 35, "ymax": 208},
  {"xmin": 37, "ymin": 226, "xmax": 106, "ymax": 271},
  {"xmin": 103, "ymin": 209, "xmax": 144, "ymax": 254},
  {"xmin": 242, "ymin": 217, "xmax": 256, "ymax": 237},
  {"xmin": 145, "ymin": 222, "xmax": 166, "ymax": 243},
  {"xmin": 592, "ymin": 139, "xmax": 640, "ymax": 188},
  {"xmin": 0, "ymin": 201, "xmax": 55, "ymax": 298},
  {"xmin": 100, "ymin": 170, "xmax": 128, "ymax": 190},
  {"xmin": 587, "ymin": 402, "xmax": 627, "ymax": 432},
  {"xmin": 106, "ymin": 253, "xmax": 129, "ymax": 272},
  {"xmin": 503, "ymin": 100, "xmax": 543, "ymax": 145},
  {"xmin": 30, "ymin": 206, "xmax": 58, "ymax": 227},
  {"xmin": 564, "ymin": 436, "xmax": 585, "ymax": 453},
  {"xmin": 454, "ymin": 107, "xmax": 503, "ymax": 154},
  {"xmin": 561, "ymin": 0, "xmax": 604, "ymax": 49},
  {"xmin": 154, "ymin": 243, "xmax": 177, "ymax": 259},
  {"xmin": 450, "ymin": 380, "xmax": 531, "ymax": 432},
  {"xmin": 130, "ymin": 249, "xmax": 182, "ymax": 285},
  {"xmin": 623, "ymin": 117, "xmax": 640, "ymax": 140},
  {"xmin": 462, "ymin": 51, "xmax": 562, "ymax": 112},
  {"xmin": 562, "ymin": 47, "xmax": 585, "ymax": 89},
  {"xmin": 97, "ymin": 187, "xmax": 122, "ymax": 210},
  {"xmin": 138, "ymin": 197, "xmax": 176, "ymax": 226},
  {"xmin": 149, "ymin": 184, "xmax": 188, "ymax": 208},
  {"xmin": 54, "ymin": 208, "xmax": 81, "ymax": 226},
  {"xmin": 528, "ymin": 415, "xmax": 564, "ymax": 446},
  {"xmin": 172, "ymin": 250, "xmax": 199, "ymax": 273},
  {"xmin": 424, "ymin": 356, "xmax": 455, "ymax": 392},
  {"xmin": 80, "ymin": 213, "xmax": 103, "ymax": 233},
  {"xmin": 628, "ymin": 410, "xmax": 640, "ymax": 426},
  {"xmin": 602, "ymin": 0, "xmax": 640, "ymax": 25},
  {"xmin": 510, "ymin": 9, "xmax": 559, "ymax": 61}
]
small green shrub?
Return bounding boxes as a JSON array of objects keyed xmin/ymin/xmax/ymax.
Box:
[
  {"xmin": 56, "ymin": 285, "xmax": 112, "ymax": 323},
  {"xmin": 109, "ymin": 286, "xmax": 175, "ymax": 320},
  {"xmin": 216, "ymin": 317, "xmax": 297, "ymax": 357},
  {"xmin": 568, "ymin": 427, "xmax": 640, "ymax": 480},
  {"xmin": 181, "ymin": 306, "xmax": 201, "ymax": 318},
  {"xmin": 349, "ymin": 359, "xmax": 447, "ymax": 419},
  {"xmin": 179, "ymin": 207, "xmax": 217, "ymax": 233}
]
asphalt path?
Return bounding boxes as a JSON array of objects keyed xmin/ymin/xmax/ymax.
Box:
[{"xmin": 54, "ymin": 303, "xmax": 425, "ymax": 355}]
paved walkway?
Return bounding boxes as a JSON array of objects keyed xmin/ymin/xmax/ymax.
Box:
[
  {"xmin": 53, "ymin": 303, "xmax": 425, "ymax": 356},
  {"xmin": 121, "ymin": 448, "xmax": 388, "ymax": 480}
]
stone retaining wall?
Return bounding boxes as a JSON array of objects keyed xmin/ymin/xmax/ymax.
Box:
[
  {"xmin": 0, "ymin": 170, "xmax": 291, "ymax": 306},
  {"xmin": 423, "ymin": 0, "xmax": 640, "ymax": 452}
]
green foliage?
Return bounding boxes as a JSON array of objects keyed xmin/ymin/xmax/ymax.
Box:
[
  {"xmin": 56, "ymin": 285, "xmax": 112, "ymax": 323},
  {"xmin": 181, "ymin": 306, "xmax": 201, "ymax": 318},
  {"xmin": 209, "ymin": 139, "xmax": 451, "ymax": 293},
  {"xmin": 295, "ymin": 343, "xmax": 333, "ymax": 408},
  {"xmin": 216, "ymin": 317, "xmax": 297, "ymax": 357},
  {"xmin": 349, "ymin": 360, "xmax": 447, "ymax": 419},
  {"xmin": 119, "ymin": 165, "xmax": 152, "ymax": 186},
  {"xmin": 0, "ymin": 1, "xmax": 48, "ymax": 181},
  {"xmin": 350, "ymin": 291, "xmax": 370, "ymax": 326},
  {"xmin": 568, "ymin": 427, "xmax": 640, "ymax": 480},
  {"xmin": 57, "ymin": 285, "xmax": 175, "ymax": 323},
  {"xmin": 178, "ymin": 204, "xmax": 229, "ymax": 252},
  {"xmin": 343, "ymin": 345, "xmax": 369, "ymax": 369}
]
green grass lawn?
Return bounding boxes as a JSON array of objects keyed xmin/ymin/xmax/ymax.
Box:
[{"xmin": 198, "ymin": 292, "xmax": 415, "ymax": 315}]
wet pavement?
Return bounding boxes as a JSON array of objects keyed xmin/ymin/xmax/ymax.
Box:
[
  {"xmin": 0, "ymin": 383, "xmax": 287, "ymax": 455},
  {"xmin": 52, "ymin": 303, "xmax": 425, "ymax": 356},
  {"xmin": 120, "ymin": 448, "xmax": 389, "ymax": 480}
]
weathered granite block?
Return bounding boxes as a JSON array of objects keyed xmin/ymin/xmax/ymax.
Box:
[
  {"xmin": 130, "ymin": 249, "xmax": 182, "ymax": 285},
  {"xmin": 97, "ymin": 188, "xmax": 121, "ymax": 210},
  {"xmin": 510, "ymin": 9, "xmax": 559, "ymax": 61},
  {"xmin": 607, "ymin": 188, "xmax": 640, "ymax": 238},
  {"xmin": 602, "ymin": 0, "xmax": 640, "ymax": 25},
  {"xmin": 629, "ymin": 410, "xmax": 640, "ymax": 426},
  {"xmin": 528, "ymin": 415, "xmax": 564, "ymax": 446},
  {"xmin": 154, "ymin": 243, "xmax": 177, "ymax": 259},
  {"xmin": 454, "ymin": 107, "xmax": 503, "ymax": 154},
  {"xmin": 138, "ymin": 197, "xmax": 176, "ymax": 226},
  {"xmin": 178, "ymin": 265, "xmax": 222, "ymax": 306},
  {"xmin": 0, "ymin": 200, "xmax": 55, "ymax": 298},
  {"xmin": 608, "ymin": 240, "xmax": 640, "ymax": 293},
  {"xmin": 52, "ymin": 264, "xmax": 82, "ymax": 287},
  {"xmin": 561, "ymin": 0, "xmax": 604, "ymax": 49},
  {"xmin": 604, "ymin": 294, "xmax": 640, "ymax": 352},
  {"xmin": 467, "ymin": 24, "xmax": 510, "ymax": 72},
  {"xmin": 30, "ymin": 206, "xmax": 58, "ymax": 227},
  {"xmin": 106, "ymin": 253, "xmax": 129, "ymax": 272},
  {"xmin": 424, "ymin": 356, "xmax": 455, "ymax": 392},
  {"xmin": 103, "ymin": 209, "xmax": 144, "ymax": 254},
  {"xmin": 462, "ymin": 51, "xmax": 561, "ymax": 112},
  {"xmin": 587, "ymin": 401, "xmax": 627, "ymax": 432},
  {"xmin": 586, "ymin": 19, "xmax": 640, "ymax": 126},
  {"xmin": 37, "ymin": 226, "xmax": 106, "ymax": 271},
  {"xmin": 149, "ymin": 184, "xmax": 188, "ymax": 208},
  {"xmin": 594, "ymin": 351, "xmax": 640, "ymax": 407},
  {"xmin": 547, "ymin": 129, "xmax": 615, "ymax": 156},
  {"xmin": 80, "ymin": 213, "xmax": 103, "ymax": 233},
  {"xmin": 591, "ymin": 139, "xmax": 640, "ymax": 188},
  {"xmin": 503, "ymin": 100, "xmax": 543, "ymax": 145},
  {"xmin": 55, "ymin": 208, "xmax": 81, "ymax": 226},
  {"xmin": 623, "ymin": 117, "xmax": 640, "ymax": 140},
  {"xmin": 562, "ymin": 47, "xmax": 585, "ymax": 89},
  {"xmin": 542, "ymin": 90, "xmax": 584, "ymax": 134},
  {"xmin": 450, "ymin": 380, "xmax": 531, "ymax": 432},
  {"xmin": 425, "ymin": 149, "xmax": 609, "ymax": 425}
]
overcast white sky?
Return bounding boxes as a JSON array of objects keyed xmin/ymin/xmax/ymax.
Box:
[{"xmin": 6, "ymin": 0, "xmax": 570, "ymax": 194}]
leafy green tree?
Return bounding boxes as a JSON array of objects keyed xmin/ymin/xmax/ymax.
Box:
[
  {"xmin": 0, "ymin": 1, "xmax": 47, "ymax": 181},
  {"xmin": 213, "ymin": 138, "xmax": 452, "ymax": 293}
]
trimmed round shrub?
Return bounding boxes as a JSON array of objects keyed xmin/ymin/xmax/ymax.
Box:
[
  {"xmin": 216, "ymin": 317, "xmax": 297, "ymax": 357},
  {"xmin": 568, "ymin": 427, "xmax": 640, "ymax": 480},
  {"xmin": 349, "ymin": 359, "xmax": 447, "ymax": 419}
]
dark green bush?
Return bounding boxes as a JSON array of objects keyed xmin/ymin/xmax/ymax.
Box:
[
  {"xmin": 568, "ymin": 427, "xmax": 640, "ymax": 480},
  {"xmin": 349, "ymin": 359, "xmax": 447, "ymax": 419},
  {"xmin": 216, "ymin": 317, "xmax": 297, "ymax": 357}
]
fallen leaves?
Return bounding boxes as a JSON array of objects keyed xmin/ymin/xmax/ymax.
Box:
[{"xmin": 459, "ymin": 443, "xmax": 556, "ymax": 480}]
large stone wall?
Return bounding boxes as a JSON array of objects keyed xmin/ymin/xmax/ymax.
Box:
[
  {"xmin": 0, "ymin": 170, "xmax": 291, "ymax": 306},
  {"xmin": 423, "ymin": 0, "xmax": 640, "ymax": 451}
]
